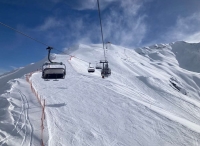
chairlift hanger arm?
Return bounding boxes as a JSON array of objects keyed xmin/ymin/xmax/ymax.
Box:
[{"xmin": 46, "ymin": 46, "xmax": 54, "ymax": 63}]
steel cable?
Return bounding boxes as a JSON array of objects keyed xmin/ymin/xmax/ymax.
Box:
[{"xmin": 97, "ymin": 0, "xmax": 106, "ymax": 60}]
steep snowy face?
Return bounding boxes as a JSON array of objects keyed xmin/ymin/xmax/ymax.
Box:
[
  {"xmin": 135, "ymin": 41, "xmax": 200, "ymax": 73},
  {"xmin": 135, "ymin": 43, "xmax": 178, "ymax": 65},
  {"xmin": 171, "ymin": 41, "xmax": 200, "ymax": 73},
  {"xmin": 134, "ymin": 41, "xmax": 200, "ymax": 98}
]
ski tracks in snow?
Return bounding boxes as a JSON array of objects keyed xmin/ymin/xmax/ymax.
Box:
[
  {"xmin": 83, "ymin": 76, "xmax": 200, "ymax": 145},
  {"xmin": 103, "ymin": 80, "xmax": 200, "ymax": 134},
  {"xmin": 0, "ymin": 78, "xmax": 42, "ymax": 146},
  {"xmin": 16, "ymin": 89, "xmax": 33, "ymax": 146}
]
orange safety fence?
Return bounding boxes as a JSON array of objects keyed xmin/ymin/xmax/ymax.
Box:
[
  {"xmin": 26, "ymin": 71, "xmax": 46, "ymax": 146},
  {"xmin": 69, "ymin": 55, "xmax": 74, "ymax": 60},
  {"xmin": 68, "ymin": 56, "xmax": 77, "ymax": 71}
]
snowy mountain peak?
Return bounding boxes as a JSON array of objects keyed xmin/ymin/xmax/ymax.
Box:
[{"xmin": 136, "ymin": 41, "xmax": 200, "ymax": 73}]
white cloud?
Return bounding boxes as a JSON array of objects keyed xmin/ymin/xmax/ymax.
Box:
[
  {"xmin": 103, "ymin": 0, "xmax": 147, "ymax": 47},
  {"xmin": 185, "ymin": 32, "xmax": 200, "ymax": 43},
  {"xmin": 37, "ymin": 17, "xmax": 65, "ymax": 31},
  {"xmin": 163, "ymin": 13, "xmax": 200, "ymax": 43},
  {"xmin": 67, "ymin": 0, "xmax": 147, "ymax": 47},
  {"xmin": 29, "ymin": 0, "xmax": 147, "ymax": 48},
  {"xmin": 120, "ymin": 0, "xmax": 141, "ymax": 16}
]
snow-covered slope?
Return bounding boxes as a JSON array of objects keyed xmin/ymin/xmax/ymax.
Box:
[
  {"xmin": 1, "ymin": 41, "xmax": 200, "ymax": 146},
  {"xmin": 0, "ymin": 59, "xmax": 47, "ymax": 146}
]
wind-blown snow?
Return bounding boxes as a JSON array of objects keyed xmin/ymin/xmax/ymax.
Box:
[{"xmin": 1, "ymin": 41, "xmax": 200, "ymax": 146}]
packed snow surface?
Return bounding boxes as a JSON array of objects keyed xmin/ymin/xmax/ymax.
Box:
[{"xmin": 1, "ymin": 41, "xmax": 200, "ymax": 146}]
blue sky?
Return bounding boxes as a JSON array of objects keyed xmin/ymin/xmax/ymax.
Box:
[{"xmin": 1, "ymin": 0, "xmax": 200, "ymax": 74}]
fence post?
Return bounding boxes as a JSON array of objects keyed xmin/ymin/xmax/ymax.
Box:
[{"xmin": 43, "ymin": 99, "xmax": 45, "ymax": 120}]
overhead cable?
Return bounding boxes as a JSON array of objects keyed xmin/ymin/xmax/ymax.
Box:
[
  {"xmin": 54, "ymin": 48, "xmax": 90, "ymax": 63},
  {"xmin": 0, "ymin": 21, "xmax": 49, "ymax": 47},
  {"xmin": 0, "ymin": 21, "xmax": 92, "ymax": 64},
  {"xmin": 97, "ymin": 0, "xmax": 106, "ymax": 60}
]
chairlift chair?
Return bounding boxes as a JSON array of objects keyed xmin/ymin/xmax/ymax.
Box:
[
  {"xmin": 100, "ymin": 60, "xmax": 111, "ymax": 78},
  {"xmin": 88, "ymin": 63, "xmax": 95, "ymax": 73},
  {"xmin": 42, "ymin": 62, "xmax": 66, "ymax": 79},
  {"xmin": 96, "ymin": 62, "xmax": 102, "ymax": 69},
  {"xmin": 42, "ymin": 47, "xmax": 66, "ymax": 79}
]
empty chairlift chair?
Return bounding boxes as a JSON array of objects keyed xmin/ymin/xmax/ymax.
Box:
[
  {"xmin": 88, "ymin": 63, "xmax": 95, "ymax": 73},
  {"xmin": 96, "ymin": 62, "xmax": 102, "ymax": 69},
  {"xmin": 100, "ymin": 60, "xmax": 111, "ymax": 78},
  {"xmin": 42, "ymin": 62, "xmax": 66, "ymax": 79},
  {"xmin": 42, "ymin": 47, "xmax": 66, "ymax": 79}
]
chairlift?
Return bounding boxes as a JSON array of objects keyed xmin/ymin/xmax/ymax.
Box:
[
  {"xmin": 42, "ymin": 47, "xmax": 66, "ymax": 79},
  {"xmin": 106, "ymin": 42, "xmax": 111, "ymax": 50},
  {"xmin": 96, "ymin": 62, "xmax": 102, "ymax": 69},
  {"xmin": 88, "ymin": 63, "xmax": 95, "ymax": 73},
  {"xmin": 100, "ymin": 60, "xmax": 111, "ymax": 78}
]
